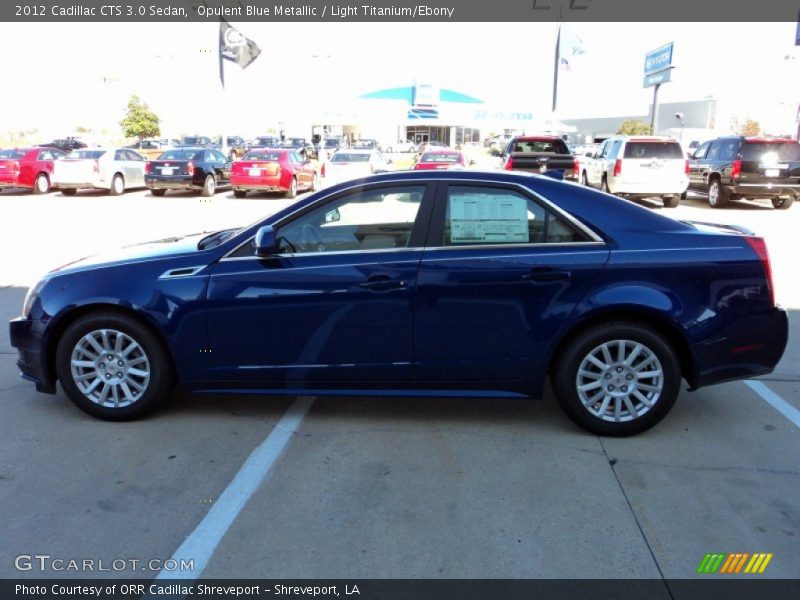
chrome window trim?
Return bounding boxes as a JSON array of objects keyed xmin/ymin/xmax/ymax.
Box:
[{"xmin": 220, "ymin": 175, "xmax": 606, "ymax": 261}]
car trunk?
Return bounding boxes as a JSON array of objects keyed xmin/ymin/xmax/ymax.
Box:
[
  {"xmin": 739, "ymin": 142, "xmax": 800, "ymax": 187},
  {"xmin": 234, "ymin": 161, "xmax": 281, "ymax": 177},
  {"xmin": 55, "ymin": 158, "xmax": 100, "ymax": 183},
  {"xmin": 619, "ymin": 142, "xmax": 685, "ymax": 187},
  {"xmin": 148, "ymin": 160, "xmax": 194, "ymax": 177}
]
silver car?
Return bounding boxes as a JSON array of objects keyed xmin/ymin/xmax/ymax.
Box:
[{"xmin": 53, "ymin": 148, "xmax": 147, "ymax": 196}]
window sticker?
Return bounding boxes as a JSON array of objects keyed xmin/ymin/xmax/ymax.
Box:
[{"xmin": 449, "ymin": 193, "xmax": 530, "ymax": 243}]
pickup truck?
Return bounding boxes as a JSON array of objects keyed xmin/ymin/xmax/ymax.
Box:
[
  {"xmin": 501, "ymin": 136, "xmax": 578, "ymax": 181},
  {"xmin": 687, "ymin": 136, "xmax": 800, "ymax": 209}
]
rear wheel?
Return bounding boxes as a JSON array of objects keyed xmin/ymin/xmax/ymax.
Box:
[
  {"xmin": 55, "ymin": 312, "xmax": 175, "ymax": 420},
  {"xmin": 150, "ymin": 189, "xmax": 166, "ymax": 197},
  {"xmin": 34, "ymin": 173, "xmax": 51, "ymax": 194},
  {"xmin": 109, "ymin": 174, "xmax": 125, "ymax": 196},
  {"xmin": 772, "ymin": 196, "xmax": 794, "ymax": 210},
  {"xmin": 707, "ymin": 179, "xmax": 728, "ymax": 208},
  {"xmin": 601, "ymin": 177, "xmax": 611, "ymax": 193},
  {"xmin": 61, "ymin": 188, "xmax": 77, "ymax": 196},
  {"xmin": 662, "ymin": 196, "xmax": 679, "ymax": 208},
  {"xmin": 286, "ymin": 177, "xmax": 297, "ymax": 199},
  {"xmin": 201, "ymin": 174, "xmax": 216, "ymax": 197},
  {"xmin": 552, "ymin": 321, "xmax": 681, "ymax": 436},
  {"xmin": 581, "ymin": 171, "xmax": 589, "ymax": 186}
]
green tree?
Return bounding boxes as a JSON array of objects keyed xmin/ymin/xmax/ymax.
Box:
[
  {"xmin": 617, "ymin": 119, "xmax": 652, "ymax": 135},
  {"xmin": 119, "ymin": 94, "xmax": 160, "ymax": 139}
]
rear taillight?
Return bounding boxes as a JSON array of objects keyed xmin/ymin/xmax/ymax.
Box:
[
  {"xmin": 187, "ymin": 161, "xmax": 195, "ymax": 176},
  {"xmin": 573, "ymin": 158, "xmax": 580, "ymax": 177},
  {"xmin": 613, "ymin": 159, "xmax": 622, "ymax": 177},
  {"xmin": 92, "ymin": 160, "xmax": 99, "ymax": 173},
  {"xmin": 145, "ymin": 161, "xmax": 151, "ymax": 174},
  {"xmin": 744, "ymin": 236, "xmax": 775, "ymax": 306},
  {"xmin": 504, "ymin": 157, "xmax": 514, "ymax": 171},
  {"xmin": 684, "ymin": 159, "xmax": 690, "ymax": 175},
  {"xmin": 232, "ymin": 162, "xmax": 242, "ymax": 174},
  {"xmin": 731, "ymin": 159, "xmax": 742, "ymax": 179}
]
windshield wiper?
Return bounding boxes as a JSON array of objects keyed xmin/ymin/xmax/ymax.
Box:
[{"xmin": 198, "ymin": 228, "xmax": 237, "ymax": 250}]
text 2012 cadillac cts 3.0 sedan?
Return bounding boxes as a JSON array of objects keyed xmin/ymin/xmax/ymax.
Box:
[{"xmin": 9, "ymin": 171, "xmax": 788, "ymax": 435}]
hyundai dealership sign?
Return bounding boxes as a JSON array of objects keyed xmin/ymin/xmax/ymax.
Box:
[{"xmin": 644, "ymin": 42, "xmax": 674, "ymax": 88}]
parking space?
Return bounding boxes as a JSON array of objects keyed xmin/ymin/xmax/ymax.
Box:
[{"xmin": 0, "ymin": 183, "xmax": 798, "ymax": 581}]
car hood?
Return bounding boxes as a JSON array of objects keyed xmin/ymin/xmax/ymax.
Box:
[{"xmin": 50, "ymin": 232, "xmax": 210, "ymax": 275}]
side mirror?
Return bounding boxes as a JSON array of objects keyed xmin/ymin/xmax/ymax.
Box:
[
  {"xmin": 254, "ymin": 225, "xmax": 277, "ymax": 256},
  {"xmin": 325, "ymin": 208, "xmax": 341, "ymax": 223}
]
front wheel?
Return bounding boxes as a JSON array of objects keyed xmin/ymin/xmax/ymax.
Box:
[
  {"xmin": 772, "ymin": 196, "xmax": 794, "ymax": 210},
  {"xmin": 34, "ymin": 173, "xmax": 51, "ymax": 194},
  {"xmin": 552, "ymin": 321, "xmax": 681, "ymax": 436},
  {"xmin": 55, "ymin": 312, "xmax": 175, "ymax": 420}
]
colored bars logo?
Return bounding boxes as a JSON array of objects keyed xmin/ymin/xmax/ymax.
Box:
[{"xmin": 696, "ymin": 553, "xmax": 773, "ymax": 574}]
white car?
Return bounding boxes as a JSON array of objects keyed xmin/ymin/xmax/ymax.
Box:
[
  {"xmin": 383, "ymin": 139, "xmax": 416, "ymax": 153},
  {"xmin": 581, "ymin": 136, "xmax": 689, "ymax": 208},
  {"xmin": 321, "ymin": 149, "xmax": 387, "ymax": 186},
  {"xmin": 53, "ymin": 148, "xmax": 147, "ymax": 196}
]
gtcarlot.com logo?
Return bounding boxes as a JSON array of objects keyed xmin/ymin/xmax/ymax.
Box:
[
  {"xmin": 696, "ymin": 552, "xmax": 773, "ymax": 574},
  {"xmin": 14, "ymin": 554, "xmax": 194, "ymax": 573}
]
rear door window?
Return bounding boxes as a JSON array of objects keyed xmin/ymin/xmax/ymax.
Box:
[{"xmin": 718, "ymin": 140, "xmax": 740, "ymax": 162}]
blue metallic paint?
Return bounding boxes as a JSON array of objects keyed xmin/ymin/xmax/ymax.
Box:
[{"xmin": 9, "ymin": 170, "xmax": 789, "ymax": 402}]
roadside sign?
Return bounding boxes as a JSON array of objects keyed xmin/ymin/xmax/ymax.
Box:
[{"xmin": 644, "ymin": 42, "xmax": 674, "ymax": 88}]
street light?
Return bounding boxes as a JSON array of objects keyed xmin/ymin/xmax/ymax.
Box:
[{"xmin": 675, "ymin": 112, "xmax": 685, "ymax": 145}]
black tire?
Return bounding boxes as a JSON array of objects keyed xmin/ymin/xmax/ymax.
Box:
[
  {"xmin": 601, "ymin": 177, "xmax": 611, "ymax": 194},
  {"xmin": 109, "ymin": 173, "xmax": 125, "ymax": 196},
  {"xmin": 33, "ymin": 173, "xmax": 51, "ymax": 194},
  {"xmin": 552, "ymin": 321, "xmax": 681, "ymax": 436},
  {"xmin": 680, "ymin": 191, "xmax": 687, "ymax": 200},
  {"xmin": 707, "ymin": 178, "xmax": 728, "ymax": 209},
  {"xmin": 286, "ymin": 177, "xmax": 297, "ymax": 199},
  {"xmin": 233, "ymin": 190, "xmax": 247, "ymax": 198},
  {"xmin": 61, "ymin": 188, "xmax": 77, "ymax": 196},
  {"xmin": 55, "ymin": 311, "xmax": 175, "ymax": 421},
  {"xmin": 201, "ymin": 174, "xmax": 216, "ymax": 197},
  {"xmin": 581, "ymin": 171, "xmax": 589, "ymax": 186},
  {"xmin": 662, "ymin": 196, "xmax": 679, "ymax": 208},
  {"xmin": 772, "ymin": 196, "xmax": 794, "ymax": 210},
  {"xmin": 150, "ymin": 189, "xmax": 166, "ymax": 197}
]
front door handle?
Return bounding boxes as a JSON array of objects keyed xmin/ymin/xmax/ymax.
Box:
[
  {"xmin": 359, "ymin": 277, "xmax": 408, "ymax": 291},
  {"xmin": 522, "ymin": 269, "xmax": 572, "ymax": 283}
]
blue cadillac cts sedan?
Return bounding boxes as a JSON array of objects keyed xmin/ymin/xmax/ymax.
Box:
[{"xmin": 9, "ymin": 171, "xmax": 788, "ymax": 435}]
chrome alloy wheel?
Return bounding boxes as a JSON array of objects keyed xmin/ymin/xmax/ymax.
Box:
[
  {"xmin": 70, "ymin": 329, "xmax": 151, "ymax": 408},
  {"xmin": 575, "ymin": 339, "xmax": 664, "ymax": 423}
]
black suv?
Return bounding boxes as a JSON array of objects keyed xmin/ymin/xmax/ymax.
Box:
[
  {"xmin": 37, "ymin": 138, "xmax": 86, "ymax": 153},
  {"xmin": 687, "ymin": 136, "xmax": 800, "ymax": 209}
]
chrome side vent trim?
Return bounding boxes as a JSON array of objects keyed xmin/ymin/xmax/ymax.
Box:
[{"xmin": 158, "ymin": 266, "xmax": 206, "ymax": 279}]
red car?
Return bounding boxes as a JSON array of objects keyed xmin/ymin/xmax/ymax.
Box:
[
  {"xmin": 231, "ymin": 149, "xmax": 318, "ymax": 198},
  {"xmin": 0, "ymin": 147, "xmax": 66, "ymax": 193},
  {"xmin": 413, "ymin": 149, "xmax": 467, "ymax": 170}
]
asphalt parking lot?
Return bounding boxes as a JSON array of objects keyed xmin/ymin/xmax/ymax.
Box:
[{"xmin": 0, "ymin": 184, "xmax": 798, "ymax": 582}]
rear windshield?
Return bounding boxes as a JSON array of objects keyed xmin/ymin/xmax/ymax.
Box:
[
  {"xmin": 66, "ymin": 150, "xmax": 106, "ymax": 159},
  {"xmin": 324, "ymin": 139, "xmax": 340, "ymax": 148},
  {"xmin": 255, "ymin": 138, "xmax": 279, "ymax": 146},
  {"xmin": 282, "ymin": 139, "xmax": 305, "ymax": 147},
  {"xmin": 742, "ymin": 142, "xmax": 800, "ymax": 162},
  {"xmin": 421, "ymin": 153, "xmax": 462, "ymax": 163},
  {"xmin": 623, "ymin": 142, "xmax": 683, "ymax": 159},
  {"xmin": 243, "ymin": 151, "xmax": 282, "ymax": 161},
  {"xmin": 0, "ymin": 150, "xmax": 25, "ymax": 159},
  {"xmin": 181, "ymin": 137, "xmax": 208, "ymax": 145},
  {"xmin": 331, "ymin": 153, "xmax": 370, "ymax": 163},
  {"xmin": 512, "ymin": 139, "xmax": 569, "ymax": 154},
  {"xmin": 158, "ymin": 150, "xmax": 200, "ymax": 160}
]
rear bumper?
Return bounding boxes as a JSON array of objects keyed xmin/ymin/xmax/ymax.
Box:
[
  {"xmin": 8, "ymin": 317, "xmax": 56, "ymax": 394},
  {"xmin": 691, "ymin": 306, "xmax": 789, "ymax": 389},
  {"xmin": 612, "ymin": 179, "xmax": 689, "ymax": 196},
  {"xmin": 145, "ymin": 175, "xmax": 199, "ymax": 190},
  {"xmin": 231, "ymin": 175, "xmax": 285, "ymax": 192},
  {"xmin": 729, "ymin": 182, "xmax": 800, "ymax": 198},
  {"xmin": 0, "ymin": 175, "xmax": 23, "ymax": 187}
]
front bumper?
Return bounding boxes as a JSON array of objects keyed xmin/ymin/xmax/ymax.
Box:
[{"xmin": 9, "ymin": 317, "xmax": 56, "ymax": 393}]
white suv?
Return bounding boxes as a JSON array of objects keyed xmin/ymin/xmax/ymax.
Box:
[{"xmin": 582, "ymin": 136, "xmax": 689, "ymax": 207}]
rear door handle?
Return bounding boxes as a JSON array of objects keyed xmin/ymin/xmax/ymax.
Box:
[
  {"xmin": 522, "ymin": 270, "xmax": 572, "ymax": 282},
  {"xmin": 359, "ymin": 277, "xmax": 408, "ymax": 291}
]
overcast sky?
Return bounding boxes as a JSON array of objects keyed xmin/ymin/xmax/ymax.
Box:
[{"xmin": 0, "ymin": 21, "xmax": 797, "ymax": 137}]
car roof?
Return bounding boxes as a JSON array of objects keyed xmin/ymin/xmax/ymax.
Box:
[
  {"xmin": 422, "ymin": 149, "xmax": 462, "ymax": 155},
  {"xmin": 335, "ymin": 149, "xmax": 375, "ymax": 154},
  {"xmin": 614, "ymin": 136, "xmax": 680, "ymax": 142}
]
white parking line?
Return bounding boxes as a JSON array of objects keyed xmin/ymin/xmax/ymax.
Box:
[
  {"xmin": 745, "ymin": 380, "xmax": 800, "ymax": 429},
  {"xmin": 156, "ymin": 396, "xmax": 315, "ymax": 580}
]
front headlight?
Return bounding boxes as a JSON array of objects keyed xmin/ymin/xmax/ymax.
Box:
[{"xmin": 22, "ymin": 279, "xmax": 48, "ymax": 318}]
